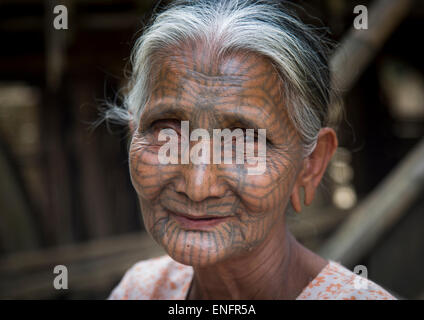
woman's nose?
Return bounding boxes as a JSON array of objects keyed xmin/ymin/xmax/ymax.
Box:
[{"xmin": 178, "ymin": 163, "xmax": 226, "ymax": 202}]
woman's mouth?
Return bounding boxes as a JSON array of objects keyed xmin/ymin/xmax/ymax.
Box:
[{"xmin": 167, "ymin": 210, "xmax": 230, "ymax": 230}]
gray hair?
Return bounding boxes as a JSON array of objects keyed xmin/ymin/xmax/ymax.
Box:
[{"xmin": 104, "ymin": 0, "xmax": 334, "ymax": 156}]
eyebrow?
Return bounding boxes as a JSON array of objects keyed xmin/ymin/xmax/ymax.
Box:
[
  {"xmin": 219, "ymin": 112, "xmax": 263, "ymax": 130},
  {"xmin": 141, "ymin": 102, "xmax": 270, "ymax": 131},
  {"xmin": 217, "ymin": 104, "xmax": 271, "ymax": 130},
  {"xmin": 140, "ymin": 103, "xmax": 191, "ymax": 128}
]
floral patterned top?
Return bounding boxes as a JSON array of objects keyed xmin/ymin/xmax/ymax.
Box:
[{"xmin": 108, "ymin": 255, "xmax": 395, "ymax": 300}]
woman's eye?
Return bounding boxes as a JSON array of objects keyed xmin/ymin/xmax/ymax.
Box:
[
  {"xmin": 152, "ymin": 119, "xmax": 181, "ymax": 131},
  {"xmin": 150, "ymin": 120, "xmax": 181, "ymax": 144},
  {"xmin": 151, "ymin": 120, "xmax": 181, "ymax": 134},
  {"xmin": 228, "ymin": 128, "xmax": 258, "ymax": 142}
]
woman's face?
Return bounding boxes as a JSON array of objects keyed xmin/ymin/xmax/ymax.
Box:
[{"xmin": 129, "ymin": 45, "xmax": 304, "ymax": 267}]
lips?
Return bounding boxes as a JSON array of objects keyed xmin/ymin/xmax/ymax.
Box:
[{"xmin": 166, "ymin": 209, "xmax": 230, "ymax": 230}]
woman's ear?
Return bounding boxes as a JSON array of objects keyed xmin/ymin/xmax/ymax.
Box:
[
  {"xmin": 290, "ymin": 182, "xmax": 303, "ymax": 213},
  {"xmin": 290, "ymin": 128, "xmax": 338, "ymax": 212}
]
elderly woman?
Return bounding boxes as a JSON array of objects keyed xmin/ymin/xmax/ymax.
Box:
[{"xmin": 108, "ymin": 0, "xmax": 394, "ymax": 300}]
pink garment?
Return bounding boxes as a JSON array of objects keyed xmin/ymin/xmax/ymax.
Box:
[{"xmin": 109, "ymin": 255, "xmax": 395, "ymax": 300}]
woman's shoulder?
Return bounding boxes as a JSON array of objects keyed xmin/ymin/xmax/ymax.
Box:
[
  {"xmin": 297, "ymin": 261, "xmax": 396, "ymax": 300},
  {"xmin": 108, "ymin": 255, "xmax": 193, "ymax": 300}
]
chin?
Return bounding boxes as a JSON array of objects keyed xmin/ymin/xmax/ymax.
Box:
[{"xmin": 160, "ymin": 229, "xmax": 231, "ymax": 267}]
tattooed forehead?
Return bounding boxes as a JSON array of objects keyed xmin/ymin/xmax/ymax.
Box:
[
  {"xmin": 141, "ymin": 44, "xmax": 296, "ymax": 139},
  {"xmin": 159, "ymin": 42, "xmax": 273, "ymax": 77}
]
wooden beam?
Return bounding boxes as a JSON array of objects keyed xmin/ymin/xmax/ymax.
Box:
[
  {"xmin": 0, "ymin": 231, "xmax": 164, "ymax": 298},
  {"xmin": 0, "ymin": 138, "xmax": 40, "ymax": 254},
  {"xmin": 331, "ymin": 0, "xmax": 413, "ymax": 95},
  {"xmin": 320, "ymin": 0, "xmax": 418, "ymax": 267},
  {"xmin": 318, "ymin": 138, "xmax": 424, "ymax": 267}
]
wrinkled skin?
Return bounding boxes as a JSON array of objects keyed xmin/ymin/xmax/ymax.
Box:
[{"xmin": 128, "ymin": 43, "xmax": 336, "ymax": 299}]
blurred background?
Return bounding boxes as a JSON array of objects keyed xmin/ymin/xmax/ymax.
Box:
[{"xmin": 0, "ymin": 0, "xmax": 423, "ymax": 299}]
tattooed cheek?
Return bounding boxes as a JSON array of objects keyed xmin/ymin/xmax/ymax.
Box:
[
  {"xmin": 129, "ymin": 136, "xmax": 161, "ymax": 163},
  {"xmin": 128, "ymin": 144, "xmax": 164, "ymax": 200},
  {"xmin": 232, "ymin": 162, "xmax": 293, "ymax": 214}
]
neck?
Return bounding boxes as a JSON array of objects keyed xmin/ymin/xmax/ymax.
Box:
[{"xmin": 187, "ymin": 218, "xmax": 328, "ymax": 300}]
